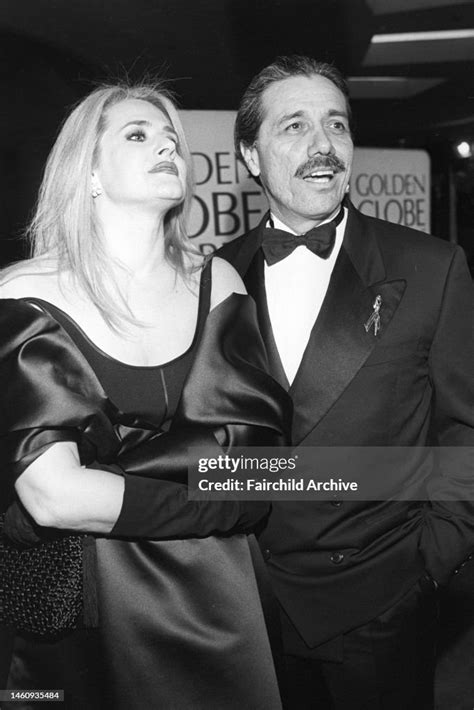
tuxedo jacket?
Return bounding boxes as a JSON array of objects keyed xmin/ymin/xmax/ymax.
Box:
[{"xmin": 218, "ymin": 201, "xmax": 474, "ymax": 646}]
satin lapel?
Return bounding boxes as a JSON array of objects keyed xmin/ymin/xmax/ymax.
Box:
[
  {"xmin": 290, "ymin": 205, "xmax": 406, "ymax": 445},
  {"xmin": 225, "ymin": 214, "xmax": 267, "ymax": 276},
  {"xmin": 245, "ymin": 249, "xmax": 290, "ymax": 390}
]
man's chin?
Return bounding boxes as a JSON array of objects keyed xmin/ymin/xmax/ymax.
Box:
[{"xmin": 301, "ymin": 196, "xmax": 343, "ymax": 220}]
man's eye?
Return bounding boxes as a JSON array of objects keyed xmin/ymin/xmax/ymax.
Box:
[
  {"xmin": 330, "ymin": 121, "xmax": 348, "ymax": 132},
  {"xmin": 285, "ymin": 122, "xmax": 303, "ymax": 133},
  {"xmin": 127, "ymin": 130, "xmax": 146, "ymax": 142}
]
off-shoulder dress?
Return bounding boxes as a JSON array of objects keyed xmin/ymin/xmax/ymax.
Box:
[{"xmin": 1, "ymin": 261, "xmax": 290, "ymax": 709}]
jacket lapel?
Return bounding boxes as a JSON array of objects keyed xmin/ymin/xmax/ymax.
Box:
[
  {"xmin": 290, "ymin": 204, "xmax": 407, "ymax": 445},
  {"xmin": 245, "ymin": 248, "xmax": 290, "ymax": 389},
  {"xmin": 235, "ymin": 216, "xmax": 289, "ymax": 388}
]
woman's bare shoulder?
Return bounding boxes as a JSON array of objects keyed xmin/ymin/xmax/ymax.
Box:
[
  {"xmin": 210, "ymin": 256, "xmax": 246, "ymax": 310},
  {"xmin": 0, "ymin": 258, "xmax": 59, "ymax": 299}
]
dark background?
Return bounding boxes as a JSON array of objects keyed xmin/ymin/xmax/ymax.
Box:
[{"xmin": 0, "ymin": 0, "xmax": 473, "ymax": 270}]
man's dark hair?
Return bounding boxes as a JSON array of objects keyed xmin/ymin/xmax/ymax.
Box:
[{"xmin": 234, "ymin": 55, "xmax": 352, "ymax": 162}]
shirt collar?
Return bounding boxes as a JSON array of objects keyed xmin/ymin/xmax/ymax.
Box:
[{"xmin": 267, "ymin": 206, "xmax": 346, "ymax": 235}]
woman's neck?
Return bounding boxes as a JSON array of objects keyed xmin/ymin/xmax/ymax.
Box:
[{"xmin": 96, "ymin": 201, "xmax": 168, "ymax": 276}]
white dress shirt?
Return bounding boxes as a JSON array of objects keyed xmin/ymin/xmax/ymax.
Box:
[{"xmin": 264, "ymin": 208, "xmax": 347, "ymax": 384}]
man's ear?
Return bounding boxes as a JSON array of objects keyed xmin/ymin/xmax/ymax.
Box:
[{"xmin": 240, "ymin": 142, "xmax": 261, "ymax": 178}]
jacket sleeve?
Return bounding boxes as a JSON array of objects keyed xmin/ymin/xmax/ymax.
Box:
[{"xmin": 419, "ymin": 247, "xmax": 474, "ymax": 584}]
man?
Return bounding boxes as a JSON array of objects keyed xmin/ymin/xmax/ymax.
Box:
[{"xmin": 219, "ymin": 55, "xmax": 474, "ymax": 709}]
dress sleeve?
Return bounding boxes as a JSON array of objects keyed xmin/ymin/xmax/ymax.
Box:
[
  {"xmin": 111, "ymin": 293, "xmax": 293, "ymax": 538},
  {"xmin": 113, "ymin": 293, "xmax": 292, "ymax": 480},
  {"xmin": 0, "ymin": 297, "xmax": 289, "ymax": 540},
  {"xmin": 0, "ymin": 299, "xmax": 120, "ymax": 492}
]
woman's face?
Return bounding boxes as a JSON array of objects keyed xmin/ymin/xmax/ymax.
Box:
[{"xmin": 92, "ymin": 98, "xmax": 187, "ymax": 211}]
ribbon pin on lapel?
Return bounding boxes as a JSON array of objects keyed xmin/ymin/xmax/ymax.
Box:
[{"xmin": 364, "ymin": 295, "xmax": 382, "ymax": 336}]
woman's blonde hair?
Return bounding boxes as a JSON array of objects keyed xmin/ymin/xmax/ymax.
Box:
[{"xmin": 27, "ymin": 81, "xmax": 196, "ymax": 328}]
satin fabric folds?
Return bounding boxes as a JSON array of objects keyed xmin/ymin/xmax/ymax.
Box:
[{"xmin": 0, "ymin": 293, "xmax": 291, "ymax": 710}]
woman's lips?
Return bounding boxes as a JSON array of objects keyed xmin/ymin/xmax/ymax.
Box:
[{"xmin": 149, "ymin": 161, "xmax": 178, "ymax": 175}]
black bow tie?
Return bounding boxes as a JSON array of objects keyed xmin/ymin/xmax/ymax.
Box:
[{"xmin": 262, "ymin": 208, "xmax": 344, "ymax": 266}]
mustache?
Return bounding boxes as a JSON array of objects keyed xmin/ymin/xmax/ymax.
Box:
[{"xmin": 295, "ymin": 154, "xmax": 346, "ymax": 178}]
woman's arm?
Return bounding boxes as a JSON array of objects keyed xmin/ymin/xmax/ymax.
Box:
[
  {"xmin": 14, "ymin": 441, "xmax": 124, "ymax": 532},
  {"xmin": 3, "ymin": 289, "xmax": 289, "ymax": 541},
  {"xmin": 13, "ymin": 440, "xmax": 269, "ymax": 539}
]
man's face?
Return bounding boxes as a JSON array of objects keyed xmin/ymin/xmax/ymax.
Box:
[{"xmin": 242, "ymin": 74, "xmax": 354, "ymax": 232}]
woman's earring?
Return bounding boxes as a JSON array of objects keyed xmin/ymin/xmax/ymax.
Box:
[{"xmin": 91, "ymin": 175, "xmax": 102, "ymax": 199}]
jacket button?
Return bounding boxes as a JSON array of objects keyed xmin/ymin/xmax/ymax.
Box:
[
  {"xmin": 262, "ymin": 549, "xmax": 271, "ymax": 561},
  {"xmin": 331, "ymin": 499, "xmax": 343, "ymax": 508},
  {"xmin": 330, "ymin": 552, "xmax": 344, "ymax": 565}
]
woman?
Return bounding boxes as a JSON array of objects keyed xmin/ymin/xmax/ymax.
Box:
[{"xmin": 0, "ymin": 83, "xmax": 290, "ymax": 709}]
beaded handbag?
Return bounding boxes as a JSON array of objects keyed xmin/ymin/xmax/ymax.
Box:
[{"xmin": 0, "ymin": 514, "xmax": 83, "ymax": 637}]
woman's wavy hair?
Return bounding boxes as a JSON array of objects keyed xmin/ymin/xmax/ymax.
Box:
[{"xmin": 26, "ymin": 81, "xmax": 195, "ymax": 329}]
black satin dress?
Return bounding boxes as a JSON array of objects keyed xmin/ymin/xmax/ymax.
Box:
[{"xmin": 1, "ymin": 263, "xmax": 288, "ymax": 710}]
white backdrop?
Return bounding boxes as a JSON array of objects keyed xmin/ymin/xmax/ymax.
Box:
[{"xmin": 179, "ymin": 111, "xmax": 431, "ymax": 253}]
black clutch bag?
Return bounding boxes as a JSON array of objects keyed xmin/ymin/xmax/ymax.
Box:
[{"xmin": 0, "ymin": 513, "xmax": 84, "ymax": 637}]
